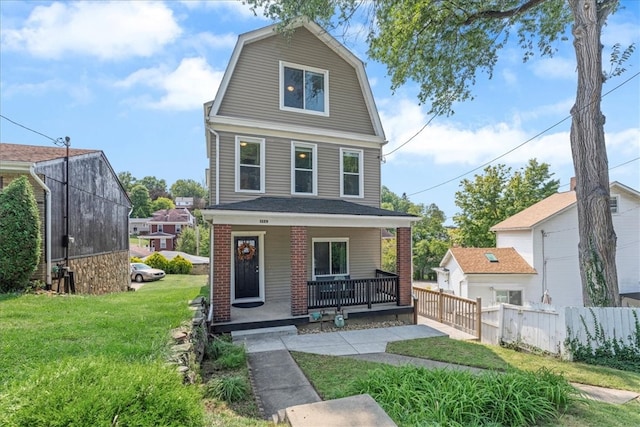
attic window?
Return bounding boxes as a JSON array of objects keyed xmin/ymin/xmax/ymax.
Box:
[
  {"xmin": 280, "ymin": 61, "xmax": 329, "ymax": 116},
  {"xmin": 485, "ymin": 253, "xmax": 499, "ymax": 262}
]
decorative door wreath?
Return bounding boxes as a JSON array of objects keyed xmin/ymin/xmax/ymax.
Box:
[{"xmin": 237, "ymin": 242, "xmax": 256, "ymax": 261}]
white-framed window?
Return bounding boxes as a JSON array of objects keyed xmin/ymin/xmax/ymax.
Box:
[
  {"xmin": 610, "ymin": 196, "xmax": 619, "ymax": 214},
  {"xmin": 291, "ymin": 142, "xmax": 317, "ymax": 195},
  {"xmin": 280, "ymin": 61, "xmax": 329, "ymax": 116},
  {"xmin": 312, "ymin": 238, "xmax": 349, "ymax": 279},
  {"xmin": 235, "ymin": 136, "xmax": 265, "ymax": 193},
  {"xmin": 495, "ymin": 289, "xmax": 522, "ymax": 306},
  {"xmin": 160, "ymin": 239, "xmax": 167, "ymax": 249},
  {"xmin": 340, "ymin": 148, "xmax": 364, "ymax": 198},
  {"xmin": 158, "ymin": 224, "xmax": 163, "ymax": 233}
]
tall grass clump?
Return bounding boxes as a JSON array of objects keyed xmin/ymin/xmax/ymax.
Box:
[
  {"xmin": 207, "ymin": 337, "xmax": 246, "ymax": 370},
  {"xmin": 347, "ymin": 365, "xmax": 576, "ymax": 426},
  {"xmin": 0, "ymin": 357, "xmax": 203, "ymax": 427},
  {"xmin": 204, "ymin": 376, "xmax": 250, "ymax": 403}
]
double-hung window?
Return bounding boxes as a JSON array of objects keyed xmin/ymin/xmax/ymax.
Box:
[
  {"xmin": 236, "ymin": 136, "xmax": 265, "ymax": 193},
  {"xmin": 609, "ymin": 196, "xmax": 619, "ymax": 214},
  {"xmin": 291, "ymin": 142, "xmax": 317, "ymax": 195},
  {"xmin": 280, "ymin": 61, "xmax": 329, "ymax": 115},
  {"xmin": 340, "ymin": 148, "xmax": 363, "ymax": 198},
  {"xmin": 313, "ymin": 239, "xmax": 348, "ymax": 279}
]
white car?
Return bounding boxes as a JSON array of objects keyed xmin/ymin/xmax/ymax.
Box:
[{"xmin": 130, "ymin": 263, "xmax": 165, "ymax": 283}]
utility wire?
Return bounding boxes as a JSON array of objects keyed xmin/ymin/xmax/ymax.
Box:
[
  {"xmin": 0, "ymin": 114, "xmax": 68, "ymax": 146},
  {"xmin": 406, "ymin": 71, "xmax": 640, "ymax": 197}
]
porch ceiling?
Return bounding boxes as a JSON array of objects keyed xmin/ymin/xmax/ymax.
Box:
[{"xmin": 201, "ymin": 196, "xmax": 417, "ymax": 228}]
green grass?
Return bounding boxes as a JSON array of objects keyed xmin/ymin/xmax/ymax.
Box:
[
  {"xmin": 0, "ymin": 275, "xmax": 261, "ymax": 427},
  {"xmin": 387, "ymin": 336, "xmax": 640, "ymax": 392}
]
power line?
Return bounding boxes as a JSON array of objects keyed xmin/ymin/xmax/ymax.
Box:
[
  {"xmin": 0, "ymin": 114, "xmax": 67, "ymax": 146},
  {"xmin": 557, "ymin": 157, "xmax": 640, "ymax": 188},
  {"xmin": 405, "ymin": 71, "xmax": 640, "ymax": 197}
]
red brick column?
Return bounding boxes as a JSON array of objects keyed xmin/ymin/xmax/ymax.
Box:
[
  {"xmin": 213, "ymin": 224, "xmax": 231, "ymax": 322},
  {"xmin": 290, "ymin": 226, "xmax": 308, "ymax": 316},
  {"xmin": 396, "ymin": 227, "xmax": 412, "ymax": 306}
]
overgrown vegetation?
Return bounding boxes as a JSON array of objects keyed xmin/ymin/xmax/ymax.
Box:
[
  {"xmin": 145, "ymin": 252, "xmax": 170, "ymax": 271},
  {"xmin": 0, "ymin": 175, "xmax": 42, "ymax": 293},
  {"xmin": 347, "ymin": 365, "xmax": 575, "ymax": 426},
  {"xmin": 565, "ymin": 308, "xmax": 640, "ymax": 373}
]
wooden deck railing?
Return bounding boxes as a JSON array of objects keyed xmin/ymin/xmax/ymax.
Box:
[
  {"xmin": 413, "ymin": 287, "xmax": 481, "ymax": 338},
  {"xmin": 307, "ymin": 270, "xmax": 399, "ymax": 310}
]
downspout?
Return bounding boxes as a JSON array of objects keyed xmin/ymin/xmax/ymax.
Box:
[
  {"xmin": 206, "ymin": 126, "xmax": 220, "ymax": 206},
  {"xmin": 541, "ymin": 230, "xmax": 547, "ymax": 296},
  {"xmin": 29, "ymin": 165, "xmax": 52, "ymax": 288},
  {"xmin": 207, "ymin": 224, "xmax": 214, "ymax": 323}
]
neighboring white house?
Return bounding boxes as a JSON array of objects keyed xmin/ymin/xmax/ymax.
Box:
[
  {"xmin": 129, "ymin": 217, "xmax": 150, "ymax": 235},
  {"xmin": 434, "ymin": 247, "xmax": 537, "ymax": 307},
  {"xmin": 435, "ymin": 181, "xmax": 640, "ymax": 308}
]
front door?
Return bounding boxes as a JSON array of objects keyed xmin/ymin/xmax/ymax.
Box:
[{"xmin": 234, "ymin": 236, "xmax": 260, "ymax": 299}]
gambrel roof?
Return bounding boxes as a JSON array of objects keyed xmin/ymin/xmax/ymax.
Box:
[{"xmin": 208, "ymin": 20, "xmax": 385, "ymax": 140}]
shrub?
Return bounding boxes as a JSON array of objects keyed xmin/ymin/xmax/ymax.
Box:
[
  {"xmin": 130, "ymin": 256, "xmax": 143, "ymax": 263},
  {"xmin": 204, "ymin": 376, "xmax": 249, "ymax": 403},
  {"xmin": 0, "ymin": 176, "xmax": 42, "ymax": 293},
  {"xmin": 145, "ymin": 252, "xmax": 170, "ymax": 272},
  {"xmin": 169, "ymin": 255, "xmax": 193, "ymax": 274}
]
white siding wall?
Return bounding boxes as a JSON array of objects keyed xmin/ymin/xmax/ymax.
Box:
[
  {"xmin": 464, "ymin": 274, "xmax": 536, "ymax": 307},
  {"xmin": 496, "ymin": 230, "xmax": 534, "ymax": 265},
  {"xmin": 613, "ymin": 189, "xmax": 640, "ymax": 294}
]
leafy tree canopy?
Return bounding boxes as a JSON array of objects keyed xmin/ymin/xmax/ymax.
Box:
[
  {"xmin": 130, "ymin": 185, "xmax": 152, "ymax": 218},
  {"xmin": 150, "ymin": 197, "xmax": 175, "ymax": 212},
  {"xmin": 170, "ymin": 179, "xmax": 207, "ymax": 200},
  {"xmin": 453, "ymin": 159, "xmax": 559, "ymax": 247},
  {"xmin": 138, "ymin": 176, "xmax": 169, "ymax": 201},
  {"xmin": 117, "ymin": 171, "xmax": 136, "ymax": 193}
]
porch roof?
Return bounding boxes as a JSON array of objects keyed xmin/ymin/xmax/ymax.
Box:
[{"xmin": 201, "ymin": 196, "xmax": 417, "ymax": 228}]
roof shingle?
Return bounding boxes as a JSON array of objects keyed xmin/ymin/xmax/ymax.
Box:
[
  {"xmin": 0, "ymin": 142, "xmax": 97, "ymax": 163},
  {"xmin": 447, "ymin": 247, "xmax": 536, "ymax": 274},
  {"xmin": 491, "ymin": 191, "xmax": 576, "ymax": 231}
]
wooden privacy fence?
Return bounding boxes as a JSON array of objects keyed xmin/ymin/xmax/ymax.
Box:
[
  {"xmin": 413, "ymin": 287, "xmax": 481, "ymax": 338},
  {"xmin": 481, "ymin": 305, "xmax": 640, "ymax": 356}
]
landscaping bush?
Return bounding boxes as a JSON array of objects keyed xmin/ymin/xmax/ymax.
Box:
[
  {"xmin": 169, "ymin": 255, "xmax": 193, "ymax": 274},
  {"xmin": 204, "ymin": 376, "xmax": 249, "ymax": 403},
  {"xmin": 206, "ymin": 337, "xmax": 246, "ymax": 370},
  {"xmin": 0, "ymin": 356, "xmax": 204, "ymax": 427},
  {"xmin": 130, "ymin": 256, "xmax": 143, "ymax": 263},
  {"xmin": 145, "ymin": 252, "xmax": 170, "ymax": 272},
  {"xmin": 0, "ymin": 176, "xmax": 42, "ymax": 293},
  {"xmin": 347, "ymin": 365, "xmax": 575, "ymax": 426}
]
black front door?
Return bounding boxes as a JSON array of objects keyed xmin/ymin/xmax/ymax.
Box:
[{"xmin": 234, "ymin": 236, "xmax": 259, "ymax": 299}]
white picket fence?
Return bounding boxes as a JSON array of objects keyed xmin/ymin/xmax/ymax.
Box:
[{"xmin": 481, "ymin": 304, "xmax": 640, "ymax": 356}]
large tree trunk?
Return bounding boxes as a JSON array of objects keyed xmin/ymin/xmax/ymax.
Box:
[{"xmin": 568, "ymin": 0, "xmax": 620, "ymax": 306}]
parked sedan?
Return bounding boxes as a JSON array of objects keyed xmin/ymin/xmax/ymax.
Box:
[{"xmin": 130, "ymin": 263, "xmax": 165, "ymax": 282}]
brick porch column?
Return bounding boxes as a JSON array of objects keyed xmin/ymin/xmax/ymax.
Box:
[
  {"xmin": 396, "ymin": 227, "xmax": 412, "ymax": 306},
  {"xmin": 213, "ymin": 224, "xmax": 231, "ymax": 322},
  {"xmin": 290, "ymin": 226, "xmax": 308, "ymax": 316}
]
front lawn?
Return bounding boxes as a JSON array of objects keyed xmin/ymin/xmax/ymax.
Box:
[{"xmin": 0, "ymin": 276, "xmax": 265, "ymax": 427}]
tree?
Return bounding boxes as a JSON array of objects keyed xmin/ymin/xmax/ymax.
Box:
[
  {"xmin": 151, "ymin": 197, "xmax": 175, "ymax": 212},
  {"xmin": 176, "ymin": 227, "xmax": 197, "ymax": 255},
  {"xmin": 248, "ymin": 0, "xmax": 623, "ymax": 305},
  {"xmin": 454, "ymin": 160, "xmax": 559, "ymax": 247},
  {"xmin": 130, "ymin": 185, "xmax": 152, "ymax": 218},
  {"xmin": 0, "ymin": 176, "xmax": 42, "ymax": 292},
  {"xmin": 138, "ymin": 176, "xmax": 169, "ymax": 200},
  {"xmin": 117, "ymin": 171, "xmax": 137, "ymax": 193},
  {"xmin": 170, "ymin": 179, "xmax": 207, "ymax": 200}
]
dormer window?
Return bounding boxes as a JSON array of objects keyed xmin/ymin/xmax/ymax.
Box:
[{"xmin": 280, "ymin": 61, "xmax": 329, "ymax": 116}]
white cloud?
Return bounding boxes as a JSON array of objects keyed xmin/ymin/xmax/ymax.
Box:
[
  {"xmin": 501, "ymin": 69, "xmax": 518, "ymax": 86},
  {"xmin": 180, "ymin": 0, "xmax": 265, "ymax": 21},
  {"xmin": 1, "ymin": 1, "xmax": 181, "ymax": 60},
  {"xmin": 532, "ymin": 56, "xmax": 576, "ymax": 80},
  {"xmin": 379, "ymin": 98, "xmax": 575, "ymax": 168},
  {"xmin": 606, "ymin": 128, "xmax": 640, "ymax": 153},
  {"xmin": 602, "ymin": 18, "xmax": 640, "ymax": 47},
  {"xmin": 116, "ymin": 57, "xmax": 223, "ymax": 111}
]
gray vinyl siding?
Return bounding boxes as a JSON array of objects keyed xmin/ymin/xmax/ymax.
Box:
[
  {"xmin": 231, "ymin": 226, "xmax": 381, "ymax": 302},
  {"xmin": 308, "ymin": 227, "xmax": 382, "ymax": 279},
  {"xmin": 214, "ymin": 131, "xmax": 381, "ymax": 207},
  {"xmin": 218, "ymin": 27, "xmax": 376, "ymax": 136}
]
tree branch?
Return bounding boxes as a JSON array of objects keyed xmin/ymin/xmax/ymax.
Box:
[{"xmin": 463, "ymin": 0, "xmax": 547, "ymax": 25}]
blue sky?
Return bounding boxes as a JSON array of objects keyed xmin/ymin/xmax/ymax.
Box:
[{"xmin": 1, "ymin": 0, "xmax": 638, "ymax": 224}]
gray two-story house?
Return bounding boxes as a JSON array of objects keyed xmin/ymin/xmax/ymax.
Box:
[{"xmin": 201, "ymin": 21, "xmax": 415, "ymax": 329}]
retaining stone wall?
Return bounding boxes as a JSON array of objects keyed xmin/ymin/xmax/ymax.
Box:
[
  {"xmin": 168, "ymin": 296, "xmax": 209, "ymax": 383},
  {"xmin": 66, "ymin": 251, "xmax": 130, "ymax": 294}
]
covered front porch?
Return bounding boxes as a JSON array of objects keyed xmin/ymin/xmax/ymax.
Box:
[{"xmin": 201, "ymin": 197, "xmax": 416, "ymax": 330}]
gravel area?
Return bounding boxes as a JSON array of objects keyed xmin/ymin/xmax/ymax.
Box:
[{"xmin": 297, "ymin": 319, "xmax": 410, "ymax": 334}]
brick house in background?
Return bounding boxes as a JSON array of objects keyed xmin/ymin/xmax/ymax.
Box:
[
  {"xmin": 200, "ymin": 21, "xmax": 416, "ymax": 327},
  {"xmin": 0, "ymin": 142, "xmax": 131, "ymax": 293},
  {"xmin": 139, "ymin": 208, "xmax": 195, "ymax": 252}
]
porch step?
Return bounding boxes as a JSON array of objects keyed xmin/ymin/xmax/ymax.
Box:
[{"xmin": 231, "ymin": 325, "xmax": 298, "ymax": 342}]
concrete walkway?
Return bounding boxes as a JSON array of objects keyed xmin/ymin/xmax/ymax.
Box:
[{"xmin": 234, "ymin": 324, "xmax": 640, "ymax": 425}]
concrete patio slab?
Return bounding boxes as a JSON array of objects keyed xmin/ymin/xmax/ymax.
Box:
[{"xmin": 286, "ymin": 394, "xmax": 397, "ymax": 427}]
